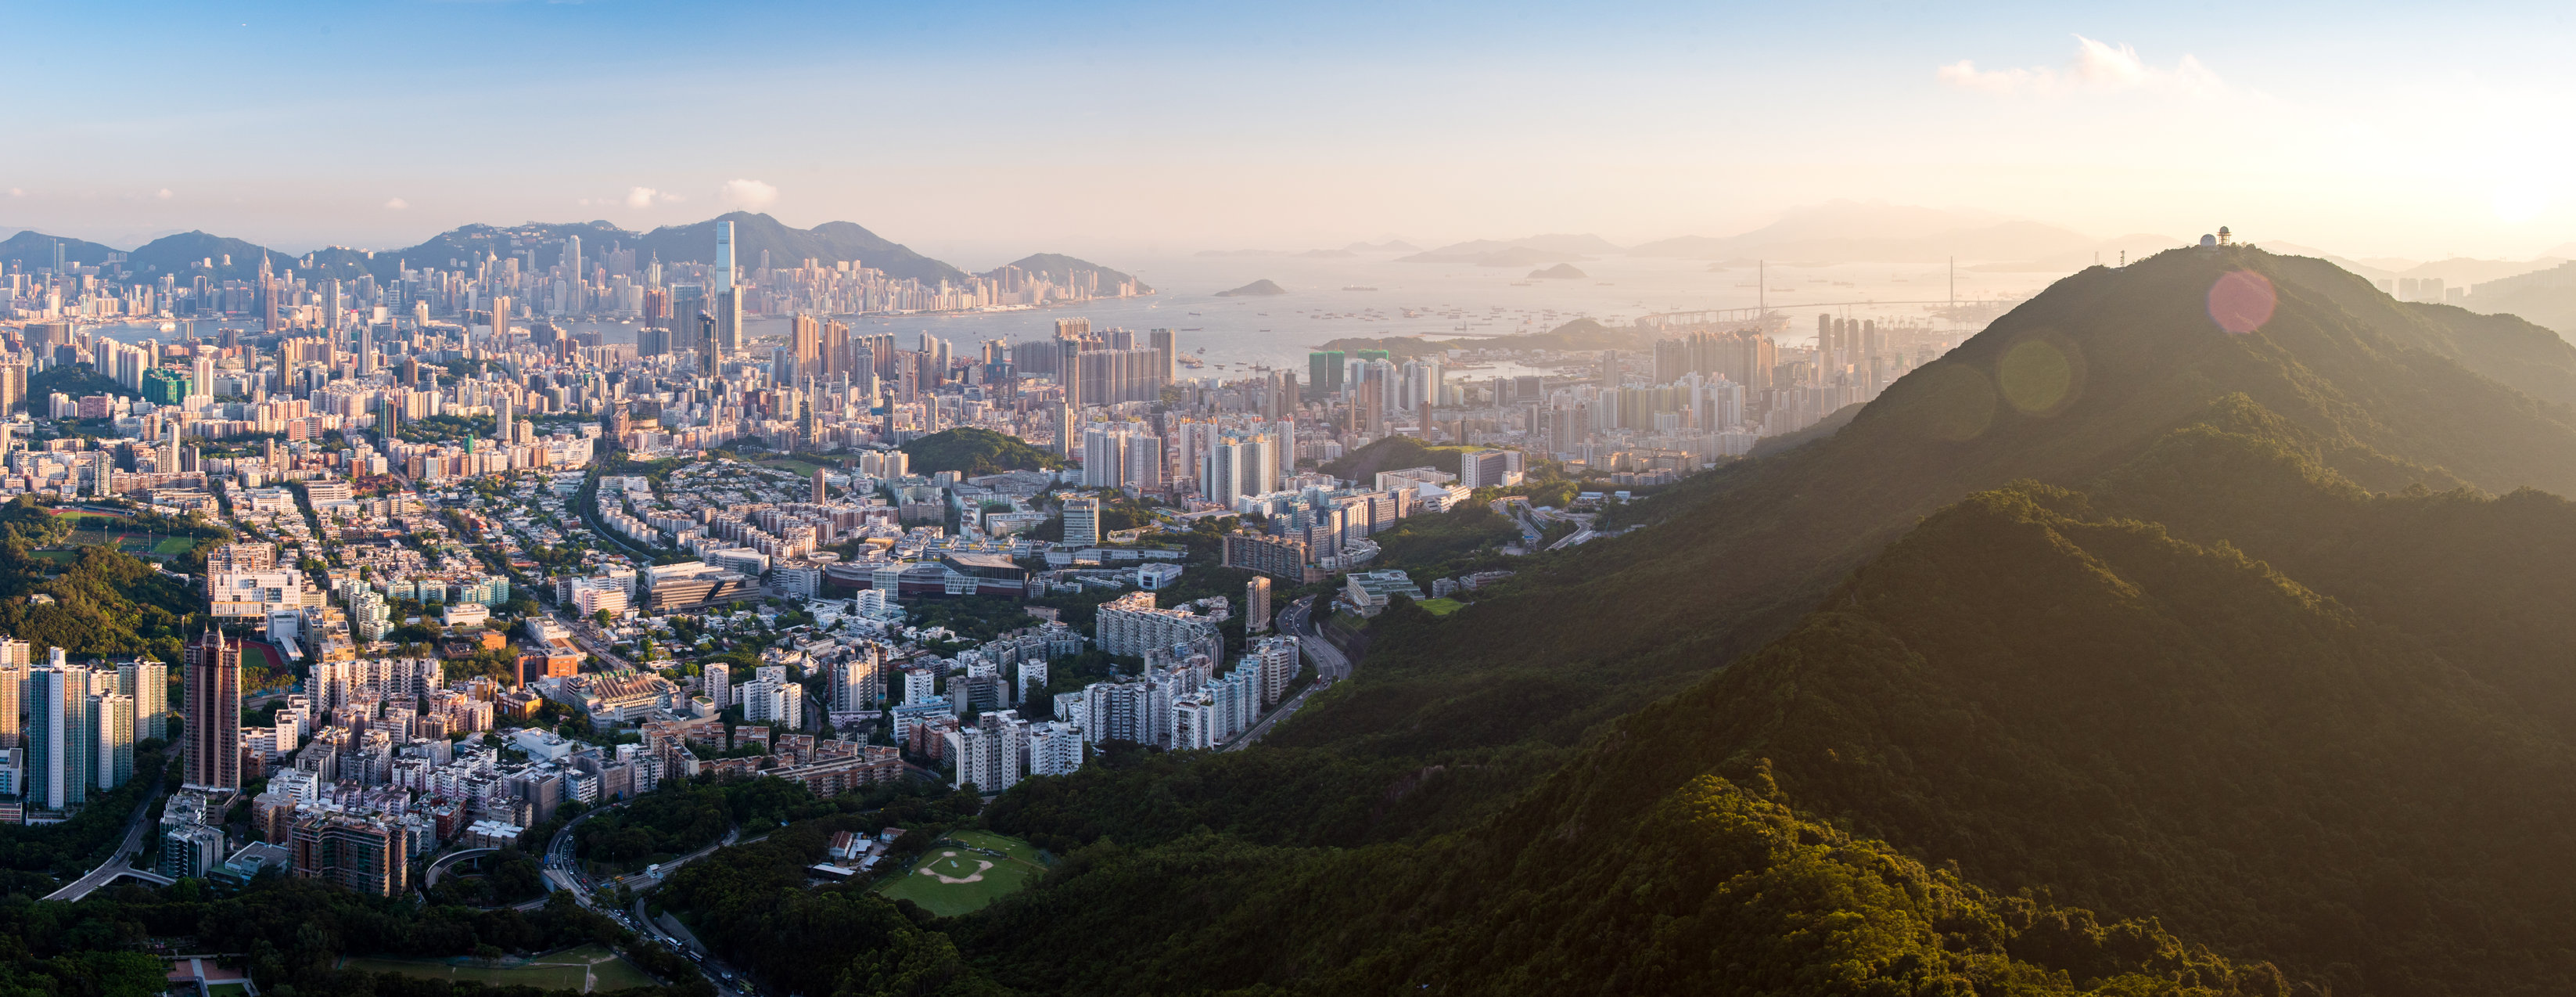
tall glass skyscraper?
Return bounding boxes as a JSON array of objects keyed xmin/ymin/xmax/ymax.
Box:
[
  {"xmin": 713, "ymin": 220, "xmax": 735, "ymax": 294},
  {"xmin": 27, "ymin": 667, "xmax": 93, "ymax": 812},
  {"xmin": 118, "ymin": 660, "xmax": 167, "ymax": 742},
  {"xmin": 99, "ymin": 693, "xmax": 133, "ymax": 790},
  {"xmin": 185, "ymin": 626, "xmax": 240, "ymax": 793}
]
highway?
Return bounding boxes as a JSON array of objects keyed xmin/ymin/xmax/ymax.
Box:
[
  {"xmin": 1490, "ymin": 497, "xmax": 1545, "ymax": 548},
  {"xmin": 1224, "ymin": 597, "xmax": 1353, "ymax": 751},
  {"xmin": 530, "ymin": 802, "xmax": 760, "ymax": 995},
  {"xmin": 45, "ymin": 776, "xmax": 170, "ymax": 902},
  {"xmin": 1535, "ymin": 507, "xmax": 1599, "ymax": 550}
]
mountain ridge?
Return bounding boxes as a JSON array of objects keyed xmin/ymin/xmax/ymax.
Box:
[{"xmin": 0, "ymin": 213, "xmax": 1155, "ymax": 293}]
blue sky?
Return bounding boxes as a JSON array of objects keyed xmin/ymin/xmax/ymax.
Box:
[{"xmin": 5, "ymin": 1, "xmax": 2574, "ymax": 261}]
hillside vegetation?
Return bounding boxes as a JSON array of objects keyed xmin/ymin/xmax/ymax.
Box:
[
  {"xmin": 898, "ymin": 427, "xmax": 1067, "ymax": 476},
  {"xmin": 935, "ymin": 246, "xmax": 2576, "ymax": 995}
]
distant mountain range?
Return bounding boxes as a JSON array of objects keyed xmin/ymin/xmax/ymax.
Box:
[
  {"xmin": 0, "ymin": 211, "xmax": 1145, "ymax": 293},
  {"xmin": 1397, "ymin": 233, "xmax": 1623, "ymax": 266}
]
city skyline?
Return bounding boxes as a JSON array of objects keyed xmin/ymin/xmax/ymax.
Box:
[{"xmin": 5, "ymin": 2, "xmax": 2576, "ymax": 261}]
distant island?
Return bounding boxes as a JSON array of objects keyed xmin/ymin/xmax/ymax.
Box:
[
  {"xmin": 1528, "ymin": 263, "xmax": 1588, "ymax": 279},
  {"xmin": 1215, "ymin": 279, "xmax": 1288, "ymax": 297}
]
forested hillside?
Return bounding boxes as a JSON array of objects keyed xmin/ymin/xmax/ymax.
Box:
[
  {"xmin": 1273, "ymin": 244, "xmax": 2576, "ymax": 760},
  {"xmin": 932, "ymin": 246, "xmax": 2576, "ymax": 995}
]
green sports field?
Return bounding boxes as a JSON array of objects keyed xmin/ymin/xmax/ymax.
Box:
[
  {"xmin": 875, "ymin": 830, "xmax": 1047, "ymax": 917},
  {"xmin": 1417, "ymin": 597, "xmax": 1465, "ymax": 616},
  {"xmin": 340, "ymin": 945, "xmax": 655, "ymax": 992}
]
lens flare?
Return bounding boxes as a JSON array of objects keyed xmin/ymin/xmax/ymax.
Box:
[
  {"xmin": 2208, "ymin": 269, "xmax": 2276, "ymax": 334},
  {"xmin": 1999, "ymin": 338, "xmax": 2079, "ymax": 415}
]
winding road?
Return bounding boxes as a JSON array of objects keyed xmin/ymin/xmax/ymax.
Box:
[
  {"xmin": 1225, "ymin": 597, "xmax": 1355, "ymax": 751},
  {"xmin": 45, "ymin": 776, "xmax": 171, "ymax": 902}
]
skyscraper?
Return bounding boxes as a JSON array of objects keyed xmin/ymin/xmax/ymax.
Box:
[
  {"xmin": 823, "ymin": 319, "xmax": 850, "ymax": 376},
  {"xmin": 714, "ymin": 290, "xmax": 742, "ymax": 358},
  {"xmin": 185, "ymin": 625, "xmax": 240, "ymax": 792},
  {"xmin": 98, "ymin": 692, "xmax": 133, "ymax": 790},
  {"xmin": 118, "ymin": 659, "xmax": 167, "ymax": 742},
  {"xmin": 812, "ymin": 466, "xmax": 828, "ymax": 503},
  {"xmin": 713, "ymin": 220, "xmax": 736, "ymax": 294},
  {"xmin": 489, "ymin": 296, "xmax": 511, "ymax": 345},
  {"xmin": 0, "ymin": 639, "xmax": 26, "ymax": 749},
  {"xmin": 792, "ymin": 314, "xmax": 821, "ymax": 376},
  {"xmin": 26, "ymin": 666, "xmax": 92, "ymax": 811},
  {"xmin": 1149, "ymin": 328, "xmax": 1177, "ymax": 381},
  {"xmin": 1247, "ymin": 576, "xmax": 1273, "ymax": 633}
]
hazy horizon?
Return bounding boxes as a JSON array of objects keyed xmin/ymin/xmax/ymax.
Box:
[{"xmin": 6, "ymin": 2, "xmax": 2575, "ymax": 262}]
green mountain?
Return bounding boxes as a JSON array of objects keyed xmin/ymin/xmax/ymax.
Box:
[
  {"xmin": 2, "ymin": 213, "xmax": 1138, "ymax": 291},
  {"xmin": 631, "ymin": 212, "xmax": 968, "ymax": 286},
  {"xmin": 0, "ymin": 230, "xmax": 119, "ymax": 271},
  {"xmin": 918, "ymin": 246, "xmax": 2576, "ymax": 995},
  {"xmin": 964, "ymin": 764, "xmax": 2279, "ymax": 995},
  {"xmin": 122, "ymin": 230, "xmax": 299, "ymax": 283},
  {"xmin": 364, "ymin": 219, "xmax": 634, "ymax": 279},
  {"xmin": 1278, "ymin": 247, "xmax": 2576, "ymax": 760},
  {"xmin": 898, "ymin": 427, "xmax": 1066, "ymax": 476}
]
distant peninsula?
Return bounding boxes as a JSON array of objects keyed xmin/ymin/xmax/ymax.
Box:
[
  {"xmin": 1215, "ymin": 279, "xmax": 1288, "ymax": 297},
  {"xmin": 1529, "ymin": 263, "xmax": 1588, "ymax": 279}
]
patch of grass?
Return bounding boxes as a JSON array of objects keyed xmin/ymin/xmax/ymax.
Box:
[
  {"xmin": 875, "ymin": 831, "xmax": 1047, "ymax": 917},
  {"xmin": 152, "ymin": 537, "xmax": 196, "ymax": 556},
  {"xmin": 757, "ymin": 457, "xmax": 827, "ymax": 477},
  {"xmin": 1417, "ymin": 597, "xmax": 1466, "ymax": 616},
  {"xmin": 340, "ymin": 945, "xmax": 651, "ymax": 993},
  {"xmin": 947, "ymin": 829, "xmax": 1048, "ymax": 866}
]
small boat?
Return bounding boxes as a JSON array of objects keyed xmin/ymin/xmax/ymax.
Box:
[
  {"xmin": 1180, "ymin": 327, "xmax": 1203, "ymax": 331},
  {"xmin": 1342, "ymin": 286, "xmax": 1378, "ymax": 292}
]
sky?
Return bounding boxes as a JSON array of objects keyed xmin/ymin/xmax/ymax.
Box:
[{"xmin": 4, "ymin": 0, "xmax": 2574, "ymax": 265}]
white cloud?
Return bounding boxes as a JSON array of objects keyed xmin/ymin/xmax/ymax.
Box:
[
  {"xmin": 1938, "ymin": 36, "xmax": 2222, "ymax": 97},
  {"xmin": 384, "ymin": 197, "xmax": 408, "ymax": 210},
  {"xmin": 719, "ymin": 178, "xmax": 778, "ymax": 210},
  {"xmin": 5, "ymin": 189, "xmax": 20, "ymax": 197},
  {"xmin": 156, "ymin": 188, "xmax": 174, "ymax": 200},
  {"xmin": 627, "ymin": 186, "xmax": 659, "ymax": 208}
]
